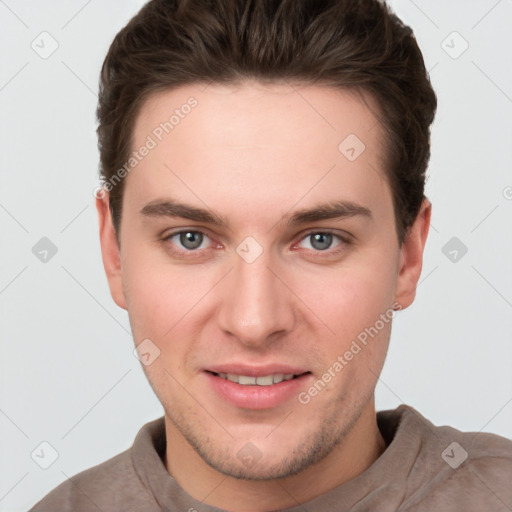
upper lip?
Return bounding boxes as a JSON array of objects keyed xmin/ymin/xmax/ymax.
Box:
[{"xmin": 205, "ymin": 364, "xmax": 310, "ymax": 377}]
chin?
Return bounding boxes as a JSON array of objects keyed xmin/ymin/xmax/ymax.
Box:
[{"xmin": 169, "ymin": 402, "xmax": 352, "ymax": 481}]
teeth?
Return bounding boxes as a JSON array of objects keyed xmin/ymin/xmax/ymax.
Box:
[
  {"xmin": 256, "ymin": 375, "xmax": 273, "ymax": 386},
  {"xmin": 239, "ymin": 375, "xmax": 257, "ymax": 385},
  {"xmin": 216, "ymin": 373, "xmax": 298, "ymax": 386}
]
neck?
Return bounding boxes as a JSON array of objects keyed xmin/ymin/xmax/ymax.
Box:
[{"xmin": 164, "ymin": 398, "xmax": 386, "ymax": 512}]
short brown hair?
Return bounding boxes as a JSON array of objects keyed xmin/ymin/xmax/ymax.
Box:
[{"xmin": 97, "ymin": 0, "xmax": 437, "ymax": 243}]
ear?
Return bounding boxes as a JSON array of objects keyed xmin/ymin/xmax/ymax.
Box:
[
  {"xmin": 96, "ymin": 191, "xmax": 127, "ymax": 310},
  {"xmin": 394, "ymin": 198, "xmax": 431, "ymax": 309}
]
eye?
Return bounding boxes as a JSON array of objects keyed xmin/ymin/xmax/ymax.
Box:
[
  {"xmin": 298, "ymin": 232, "xmax": 343, "ymax": 251},
  {"xmin": 165, "ymin": 230, "xmax": 211, "ymax": 251}
]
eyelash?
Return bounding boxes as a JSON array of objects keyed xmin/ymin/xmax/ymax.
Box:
[{"xmin": 161, "ymin": 229, "xmax": 351, "ymax": 257}]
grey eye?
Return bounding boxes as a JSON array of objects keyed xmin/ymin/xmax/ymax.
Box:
[
  {"xmin": 309, "ymin": 233, "xmax": 333, "ymax": 250},
  {"xmin": 179, "ymin": 231, "xmax": 204, "ymax": 250}
]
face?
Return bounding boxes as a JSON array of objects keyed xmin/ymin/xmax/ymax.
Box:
[{"xmin": 98, "ymin": 81, "xmax": 429, "ymax": 480}]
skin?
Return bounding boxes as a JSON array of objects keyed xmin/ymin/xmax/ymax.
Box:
[{"xmin": 97, "ymin": 81, "xmax": 430, "ymax": 511}]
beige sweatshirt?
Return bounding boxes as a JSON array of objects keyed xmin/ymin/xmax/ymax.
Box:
[{"xmin": 29, "ymin": 404, "xmax": 512, "ymax": 511}]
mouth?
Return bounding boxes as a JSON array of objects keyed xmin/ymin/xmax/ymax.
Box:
[
  {"xmin": 206, "ymin": 371, "xmax": 307, "ymax": 386},
  {"xmin": 204, "ymin": 368, "xmax": 313, "ymax": 409}
]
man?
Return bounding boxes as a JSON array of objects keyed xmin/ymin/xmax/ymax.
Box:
[{"xmin": 30, "ymin": 0, "xmax": 512, "ymax": 510}]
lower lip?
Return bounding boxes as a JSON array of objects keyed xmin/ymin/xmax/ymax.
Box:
[{"xmin": 205, "ymin": 372, "xmax": 311, "ymax": 409}]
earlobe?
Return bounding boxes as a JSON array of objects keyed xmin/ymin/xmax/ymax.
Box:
[
  {"xmin": 96, "ymin": 192, "xmax": 127, "ymax": 310},
  {"xmin": 394, "ymin": 199, "xmax": 431, "ymax": 310}
]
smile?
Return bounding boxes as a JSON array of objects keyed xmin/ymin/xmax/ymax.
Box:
[{"xmin": 212, "ymin": 372, "xmax": 297, "ymax": 386}]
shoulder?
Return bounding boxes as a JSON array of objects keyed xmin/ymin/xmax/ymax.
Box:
[
  {"xmin": 29, "ymin": 418, "xmax": 166, "ymax": 512},
  {"xmin": 390, "ymin": 405, "xmax": 512, "ymax": 511},
  {"xmin": 432, "ymin": 423, "xmax": 512, "ymax": 509},
  {"xmin": 29, "ymin": 449, "xmax": 151, "ymax": 511}
]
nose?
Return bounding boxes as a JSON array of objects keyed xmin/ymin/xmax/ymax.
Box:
[{"xmin": 217, "ymin": 249, "xmax": 295, "ymax": 348}]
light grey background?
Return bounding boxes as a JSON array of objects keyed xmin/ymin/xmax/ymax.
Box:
[{"xmin": 1, "ymin": 0, "xmax": 511, "ymax": 510}]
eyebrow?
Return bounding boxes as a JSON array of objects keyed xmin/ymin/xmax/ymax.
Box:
[
  {"xmin": 139, "ymin": 198, "xmax": 372, "ymax": 227},
  {"xmin": 140, "ymin": 199, "xmax": 229, "ymax": 227},
  {"xmin": 287, "ymin": 200, "xmax": 372, "ymax": 225}
]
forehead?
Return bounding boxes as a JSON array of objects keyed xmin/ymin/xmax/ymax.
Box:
[
  {"xmin": 135, "ymin": 81, "xmax": 382, "ymax": 151},
  {"xmin": 125, "ymin": 81, "xmax": 391, "ymax": 225}
]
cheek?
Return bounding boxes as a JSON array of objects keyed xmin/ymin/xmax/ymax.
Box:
[
  {"xmin": 120, "ymin": 246, "xmax": 177, "ymax": 338},
  {"xmin": 286, "ymin": 252, "xmax": 399, "ymax": 388},
  {"xmin": 299, "ymin": 268, "xmax": 396, "ymax": 398},
  {"xmin": 298, "ymin": 262, "xmax": 397, "ymax": 337},
  {"xmin": 121, "ymin": 245, "xmax": 216, "ymax": 343}
]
